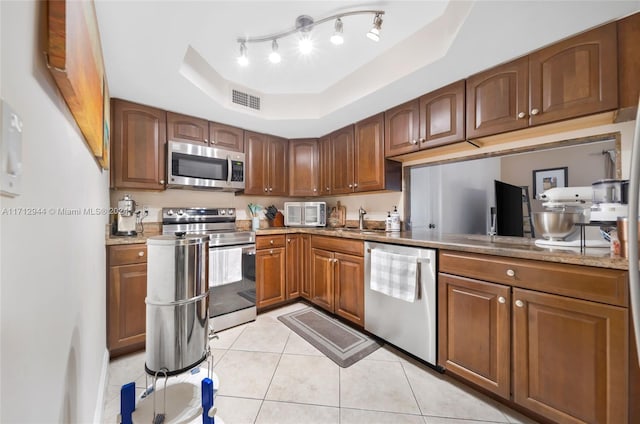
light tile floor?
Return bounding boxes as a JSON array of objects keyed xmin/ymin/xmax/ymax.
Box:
[{"xmin": 102, "ymin": 302, "xmax": 540, "ymax": 424}]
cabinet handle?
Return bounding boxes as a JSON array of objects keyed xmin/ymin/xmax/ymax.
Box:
[
  {"xmin": 506, "ymin": 269, "xmax": 515, "ymax": 277},
  {"xmin": 269, "ymin": 249, "xmax": 274, "ymax": 254},
  {"xmin": 515, "ymin": 300, "xmax": 524, "ymax": 308},
  {"xmin": 313, "ymin": 188, "xmax": 317, "ymax": 192},
  {"xmin": 411, "ymin": 139, "xmax": 418, "ymax": 145},
  {"xmin": 138, "ymin": 251, "xmax": 145, "ymax": 257},
  {"xmin": 326, "ymin": 186, "xmax": 330, "ymax": 191},
  {"xmin": 159, "ymin": 180, "xmax": 165, "ymax": 184},
  {"xmin": 205, "ymin": 138, "xmax": 209, "ymax": 142},
  {"xmin": 211, "ymin": 140, "xmax": 216, "ymax": 144},
  {"xmin": 287, "ymin": 239, "xmax": 291, "ymax": 243},
  {"xmin": 264, "ymin": 188, "xmax": 268, "ymax": 192},
  {"xmin": 354, "ymin": 183, "xmax": 358, "ymax": 188},
  {"xmin": 419, "ymin": 138, "xmax": 426, "ymax": 143},
  {"xmin": 269, "ymin": 187, "xmax": 273, "ymax": 192},
  {"xmin": 498, "ymin": 296, "xmax": 506, "ymax": 304},
  {"xmin": 530, "ymin": 108, "xmax": 539, "ymax": 116},
  {"xmin": 270, "ymin": 240, "xmax": 274, "ymax": 244},
  {"xmin": 333, "ymin": 258, "xmax": 338, "ymax": 263},
  {"xmin": 517, "ymin": 112, "xmax": 526, "ymax": 119},
  {"xmin": 348, "ymin": 184, "xmax": 353, "ymax": 188}
]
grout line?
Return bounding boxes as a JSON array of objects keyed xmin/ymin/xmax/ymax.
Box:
[
  {"xmin": 400, "ymin": 361, "xmax": 425, "ymax": 416},
  {"xmin": 339, "ymin": 406, "xmax": 423, "ymax": 417}
]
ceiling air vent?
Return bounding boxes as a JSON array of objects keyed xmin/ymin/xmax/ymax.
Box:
[{"xmin": 231, "ymin": 89, "xmax": 261, "ymax": 111}]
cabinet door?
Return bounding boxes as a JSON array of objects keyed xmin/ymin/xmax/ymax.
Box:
[
  {"xmin": 384, "ymin": 99, "xmax": 420, "ymax": 157},
  {"xmin": 310, "ymin": 248, "xmax": 334, "ymax": 312},
  {"xmin": 618, "ymin": 12, "xmax": 640, "ymax": 116},
  {"xmin": 334, "ymin": 253, "xmax": 364, "ymax": 326},
  {"xmin": 167, "ymin": 112, "xmax": 209, "ymax": 145},
  {"xmin": 299, "ymin": 235, "xmax": 311, "ymax": 299},
  {"xmin": 256, "ymin": 248, "xmax": 286, "ymax": 308},
  {"xmin": 319, "ymin": 135, "xmax": 332, "ymax": 195},
  {"xmin": 529, "ymin": 23, "xmax": 618, "ymax": 126},
  {"xmin": 285, "ymin": 235, "xmax": 301, "ymax": 298},
  {"xmin": 268, "ymin": 136, "xmax": 289, "ymax": 196},
  {"xmin": 513, "ymin": 288, "xmax": 627, "ymax": 424},
  {"xmin": 107, "ymin": 263, "xmax": 147, "ymax": 354},
  {"xmin": 289, "ymin": 139, "xmax": 319, "ymax": 196},
  {"xmin": 466, "ymin": 57, "xmax": 529, "ymax": 139},
  {"xmin": 419, "ymin": 80, "xmax": 465, "ymax": 148},
  {"xmin": 209, "ymin": 122, "xmax": 244, "ymax": 152},
  {"xmin": 112, "ymin": 99, "xmax": 166, "ymax": 190},
  {"xmin": 354, "ymin": 113, "xmax": 385, "ymax": 192},
  {"xmin": 438, "ymin": 273, "xmax": 511, "ymax": 399},
  {"xmin": 244, "ymin": 131, "xmax": 268, "ymax": 195},
  {"xmin": 330, "ymin": 125, "xmax": 355, "ymax": 194}
]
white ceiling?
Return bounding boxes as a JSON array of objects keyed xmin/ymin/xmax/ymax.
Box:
[{"xmin": 95, "ymin": 1, "xmax": 640, "ymax": 139}]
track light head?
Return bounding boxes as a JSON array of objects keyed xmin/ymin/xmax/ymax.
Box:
[
  {"xmin": 330, "ymin": 18, "xmax": 344, "ymax": 45},
  {"xmin": 269, "ymin": 39, "xmax": 281, "ymax": 63},
  {"xmin": 367, "ymin": 14, "xmax": 383, "ymax": 42},
  {"xmin": 298, "ymin": 35, "xmax": 313, "ymax": 55},
  {"xmin": 237, "ymin": 42, "xmax": 249, "ymax": 66}
]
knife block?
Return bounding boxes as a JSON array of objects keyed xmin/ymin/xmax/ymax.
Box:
[{"xmin": 269, "ymin": 211, "xmax": 285, "ymax": 227}]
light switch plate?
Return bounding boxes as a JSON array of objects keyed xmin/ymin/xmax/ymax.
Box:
[{"xmin": 1, "ymin": 99, "xmax": 23, "ymax": 197}]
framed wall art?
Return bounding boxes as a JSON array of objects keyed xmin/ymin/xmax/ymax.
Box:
[{"xmin": 532, "ymin": 167, "xmax": 568, "ymax": 197}]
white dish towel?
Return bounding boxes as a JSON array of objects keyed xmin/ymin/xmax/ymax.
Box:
[
  {"xmin": 370, "ymin": 249, "xmax": 419, "ymax": 302},
  {"xmin": 209, "ymin": 248, "xmax": 243, "ymax": 287}
]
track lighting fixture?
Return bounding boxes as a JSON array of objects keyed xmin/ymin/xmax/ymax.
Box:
[
  {"xmin": 330, "ymin": 18, "xmax": 344, "ymax": 45},
  {"xmin": 367, "ymin": 13, "xmax": 383, "ymax": 42},
  {"xmin": 269, "ymin": 40, "xmax": 281, "ymax": 63},
  {"xmin": 237, "ymin": 42, "xmax": 249, "ymax": 66},
  {"xmin": 236, "ymin": 10, "xmax": 385, "ymax": 66}
]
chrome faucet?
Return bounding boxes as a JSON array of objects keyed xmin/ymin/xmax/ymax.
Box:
[{"xmin": 358, "ymin": 206, "xmax": 367, "ymax": 230}]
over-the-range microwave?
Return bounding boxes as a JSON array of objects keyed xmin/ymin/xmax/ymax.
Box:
[
  {"xmin": 284, "ymin": 202, "xmax": 327, "ymax": 227},
  {"xmin": 167, "ymin": 141, "xmax": 245, "ymax": 191}
]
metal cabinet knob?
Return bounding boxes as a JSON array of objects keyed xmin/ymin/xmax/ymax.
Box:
[
  {"xmin": 411, "ymin": 139, "xmax": 418, "ymax": 145},
  {"xmin": 287, "ymin": 239, "xmax": 291, "ymax": 243},
  {"xmin": 498, "ymin": 296, "xmax": 506, "ymax": 304},
  {"xmin": 138, "ymin": 251, "xmax": 145, "ymax": 257},
  {"xmin": 205, "ymin": 138, "xmax": 209, "ymax": 142},
  {"xmin": 159, "ymin": 180, "xmax": 165, "ymax": 184},
  {"xmin": 515, "ymin": 300, "xmax": 524, "ymax": 308},
  {"xmin": 506, "ymin": 269, "xmax": 515, "ymax": 277},
  {"xmin": 326, "ymin": 186, "xmax": 330, "ymax": 191},
  {"xmin": 264, "ymin": 188, "xmax": 268, "ymax": 192},
  {"xmin": 313, "ymin": 188, "xmax": 317, "ymax": 192},
  {"xmin": 333, "ymin": 258, "xmax": 339, "ymax": 263},
  {"xmin": 348, "ymin": 184, "xmax": 353, "ymax": 188},
  {"xmin": 420, "ymin": 138, "xmax": 426, "ymax": 143},
  {"xmin": 517, "ymin": 112, "xmax": 526, "ymax": 119},
  {"xmin": 269, "ymin": 249, "xmax": 274, "ymax": 254},
  {"xmin": 269, "ymin": 187, "xmax": 273, "ymax": 192},
  {"xmin": 270, "ymin": 240, "xmax": 274, "ymax": 244},
  {"xmin": 211, "ymin": 140, "xmax": 215, "ymax": 144},
  {"xmin": 354, "ymin": 183, "xmax": 358, "ymax": 188},
  {"xmin": 531, "ymin": 108, "xmax": 539, "ymax": 115}
]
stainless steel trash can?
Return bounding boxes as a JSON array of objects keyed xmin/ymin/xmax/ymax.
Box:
[{"xmin": 145, "ymin": 233, "xmax": 209, "ymax": 376}]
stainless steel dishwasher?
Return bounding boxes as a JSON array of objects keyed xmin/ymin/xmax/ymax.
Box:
[{"xmin": 364, "ymin": 241, "xmax": 437, "ymax": 365}]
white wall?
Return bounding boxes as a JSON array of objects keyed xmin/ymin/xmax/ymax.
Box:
[{"xmin": 1, "ymin": 2, "xmax": 110, "ymax": 422}]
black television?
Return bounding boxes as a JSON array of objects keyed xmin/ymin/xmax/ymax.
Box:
[{"xmin": 495, "ymin": 180, "xmax": 523, "ymax": 237}]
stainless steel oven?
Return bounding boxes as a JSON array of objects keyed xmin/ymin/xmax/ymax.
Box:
[{"xmin": 162, "ymin": 207, "xmax": 256, "ymax": 331}]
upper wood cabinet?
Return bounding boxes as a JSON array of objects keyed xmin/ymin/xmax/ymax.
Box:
[
  {"xmin": 419, "ymin": 80, "xmax": 466, "ymax": 148},
  {"xmin": 385, "ymin": 81, "xmax": 465, "ymax": 157},
  {"xmin": 467, "ymin": 23, "xmax": 617, "ymax": 139},
  {"xmin": 617, "ymin": 12, "xmax": 640, "ymax": 119},
  {"xmin": 384, "ymin": 99, "xmax": 420, "ymax": 156},
  {"xmin": 244, "ymin": 131, "xmax": 288, "ymax": 195},
  {"xmin": 330, "ymin": 125, "xmax": 355, "ymax": 195},
  {"xmin": 167, "ymin": 112, "xmax": 209, "ymax": 145},
  {"xmin": 209, "ymin": 122, "xmax": 244, "ymax": 152},
  {"xmin": 289, "ymin": 138, "xmax": 319, "ymax": 196},
  {"xmin": 466, "ymin": 58, "xmax": 529, "ymax": 139},
  {"xmin": 319, "ymin": 135, "xmax": 332, "ymax": 196},
  {"xmin": 167, "ymin": 112, "xmax": 244, "ymax": 152},
  {"xmin": 111, "ymin": 99, "xmax": 167, "ymax": 190},
  {"xmin": 528, "ymin": 22, "xmax": 618, "ymax": 126},
  {"xmin": 328, "ymin": 117, "xmax": 401, "ymax": 194}
]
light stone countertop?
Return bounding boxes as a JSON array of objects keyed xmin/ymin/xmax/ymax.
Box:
[{"xmin": 106, "ymin": 224, "xmax": 629, "ymax": 270}]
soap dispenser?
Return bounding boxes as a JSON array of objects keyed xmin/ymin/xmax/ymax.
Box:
[
  {"xmin": 390, "ymin": 206, "xmax": 401, "ymax": 232},
  {"xmin": 385, "ymin": 211, "xmax": 392, "ymax": 232}
]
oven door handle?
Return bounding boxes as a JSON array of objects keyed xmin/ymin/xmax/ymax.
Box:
[{"xmin": 227, "ymin": 155, "xmax": 232, "ymax": 184}]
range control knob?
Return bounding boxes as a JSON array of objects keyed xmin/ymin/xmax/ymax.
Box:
[
  {"xmin": 167, "ymin": 209, "xmax": 174, "ymax": 216},
  {"xmin": 177, "ymin": 209, "xmax": 184, "ymax": 216},
  {"xmin": 227, "ymin": 209, "xmax": 234, "ymax": 215},
  {"xmin": 220, "ymin": 209, "xmax": 226, "ymax": 215}
]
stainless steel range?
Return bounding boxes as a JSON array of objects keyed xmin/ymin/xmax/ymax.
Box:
[{"xmin": 162, "ymin": 207, "xmax": 256, "ymax": 331}]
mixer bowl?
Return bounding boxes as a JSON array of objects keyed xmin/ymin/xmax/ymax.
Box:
[{"xmin": 532, "ymin": 211, "xmax": 581, "ymax": 241}]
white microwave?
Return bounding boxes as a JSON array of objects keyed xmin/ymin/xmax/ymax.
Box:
[
  {"xmin": 284, "ymin": 202, "xmax": 327, "ymax": 227},
  {"xmin": 168, "ymin": 141, "xmax": 245, "ymax": 191}
]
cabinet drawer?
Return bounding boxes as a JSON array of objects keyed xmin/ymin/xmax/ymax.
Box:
[
  {"xmin": 439, "ymin": 250, "xmax": 628, "ymax": 307},
  {"xmin": 256, "ymin": 235, "xmax": 286, "ymax": 249},
  {"xmin": 311, "ymin": 236, "xmax": 364, "ymax": 256},
  {"xmin": 109, "ymin": 244, "xmax": 148, "ymax": 266}
]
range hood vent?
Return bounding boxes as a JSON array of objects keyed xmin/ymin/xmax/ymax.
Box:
[{"xmin": 231, "ymin": 89, "xmax": 261, "ymax": 111}]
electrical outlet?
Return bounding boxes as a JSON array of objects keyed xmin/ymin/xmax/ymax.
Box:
[{"xmin": 142, "ymin": 206, "xmax": 149, "ymax": 217}]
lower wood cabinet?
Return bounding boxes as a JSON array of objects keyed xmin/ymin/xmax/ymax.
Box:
[
  {"xmin": 107, "ymin": 244, "xmax": 147, "ymax": 357},
  {"xmin": 439, "ymin": 250, "xmax": 630, "ymax": 424},
  {"xmin": 310, "ymin": 236, "xmax": 364, "ymax": 326},
  {"xmin": 256, "ymin": 235, "xmax": 286, "ymax": 308},
  {"xmin": 285, "ymin": 234, "xmax": 311, "ymax": 299}
]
